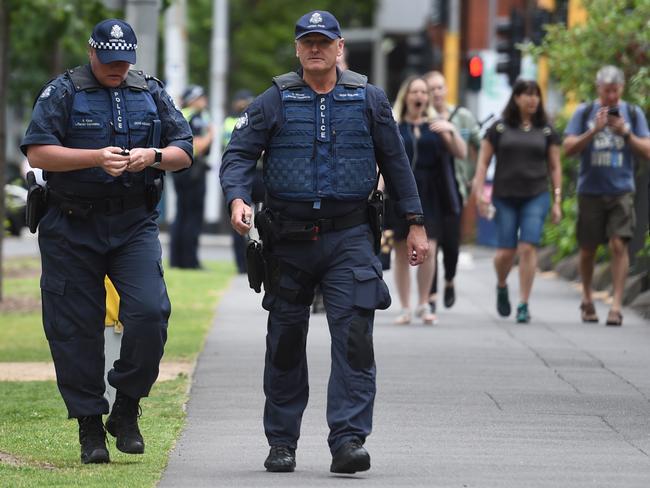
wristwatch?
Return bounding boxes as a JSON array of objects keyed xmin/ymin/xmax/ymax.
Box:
[
  {"xmin": 406, "ymin": 214, "xmax": 425, "ymax": 226},
  {"xmin": 151, "ymin": 148, "xmax": 163, "ymax": 169}
]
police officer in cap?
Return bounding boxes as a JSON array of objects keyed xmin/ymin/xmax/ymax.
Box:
[
  {"xmin": 21, "ymin": 19, "xmax": 193, "ymax": 464},
  {"xmin": 221, "ymin": 10, "xmax": 428, "ymax": 474},
  {"xmin": 170, "ymin": 84, "xmax": 213, "ymax": 269}
]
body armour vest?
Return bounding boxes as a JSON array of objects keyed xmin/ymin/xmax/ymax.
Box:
[
  {"xmin": 52, "ymin": 65, "xmax": 159, "ymax": 186},
  {"xmin": 265, "ymin": 70, "xmax": 376, "ymax": 201}
]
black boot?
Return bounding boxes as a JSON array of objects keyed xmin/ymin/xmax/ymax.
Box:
[
  {"xmin": 78, "ymin": 415, "xmax": 110, "ymax": 464},
  {"xmin": 330, "ymin": 439, "xmax": 370, "ymax": 474},
  {"xmin": 105, "ymin": 391, "xmax": 145, "ymax": 454},
  {"xmin": 264, "ymin": 446, "xmax": 296, "ymax": 472}
]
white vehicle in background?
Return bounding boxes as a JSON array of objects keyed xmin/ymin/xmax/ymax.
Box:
[{"xmin": 5, "ymin": 183, "xmax": 27, "ymax": 236}]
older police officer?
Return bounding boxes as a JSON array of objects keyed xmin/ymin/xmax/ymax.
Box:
[
  {"xmin": 221, "ymin": 10, "xmax": 428, "ymax": 474},
  {"xmin": 21, "ymin": 19, "xmax": 192, "ymax": 464}
]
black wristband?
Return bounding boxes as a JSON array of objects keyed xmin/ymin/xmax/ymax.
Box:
[{"xmin": 406, "ymin": 214, "xmax": 425, "ymax": 226}]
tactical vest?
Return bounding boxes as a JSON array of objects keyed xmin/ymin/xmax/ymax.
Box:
[
  {"xmin": 52, "ymin": 65, "xmax": 159, "ymax": 186},
  {"xmin": 265, "ymin": 70, "xmax": 376, "ymax": 201}
]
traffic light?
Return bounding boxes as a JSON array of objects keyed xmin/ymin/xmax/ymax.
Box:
[
  {"xmin": 467, "ymin": 55, "xmax": 483, "ymax": 91},
  {"xmin": 532, "ymin": 8, "xmax": 553, "ymax": 45},
  {"xmin": 496, "ymin": 8, "xmax": 524, "ymax": 86},
  {"xmin": 404, "ymin": 31, "xmax": 433, "ymax": 75}
]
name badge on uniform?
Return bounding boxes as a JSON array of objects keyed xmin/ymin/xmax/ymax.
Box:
[{"xmin": 316, "ymin": 95, "xmax": 329, "ymax": 142}]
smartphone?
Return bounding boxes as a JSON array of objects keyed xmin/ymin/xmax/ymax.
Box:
[{"xmin": 607, "ymin": 106, "xmax": 620, "ymax": 117}]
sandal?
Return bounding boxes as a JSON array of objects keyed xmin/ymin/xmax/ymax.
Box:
[
  {"xmin": 580, "ymin": 302, "xmax": 599, "ymax": 323},
  {"xmin": 606, "ymin": 309, "xmax": 623, "ymax": 326},
  {"xmin": 415, "ymin": 304, "xmax": 438, "ymax": 325},
  {"xmin": 395, "ymin": 308, "xmax": 411, "ymax": 325}
]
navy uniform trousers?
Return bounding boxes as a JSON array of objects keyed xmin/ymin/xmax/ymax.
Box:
[
  {"xmin": 261, "ymin": 222, "xmax": 391, "ymax": 455},
  {"xmin": 38, "ymin": 203, "xmax": 171, "ymax": 418}
]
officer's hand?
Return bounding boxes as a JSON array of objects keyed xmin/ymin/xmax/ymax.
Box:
[
  {"xmin": 230, "ymin": 198, "xmax": 253, "ymax": 236},
  {"xmin": 406, "ymin": 225, "xmax": 429, "ymax": 266},
  {"xmin": 125, "ymin": 148, "xmax": 155, "ymax": 173},
  {"xmin": 97, "ymin": 147, "xmax": 131, "ymax": 177}
]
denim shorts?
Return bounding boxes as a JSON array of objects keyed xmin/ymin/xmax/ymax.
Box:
[{"xmin": 492, "ymin": 191, "xmax": 550, "ymax": 249}]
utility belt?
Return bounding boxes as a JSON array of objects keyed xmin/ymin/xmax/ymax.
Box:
[
  {"xmin": 246, "ymin": 192, "xmax": 384, "ymax": 303},
  {"xmin": 48, "ymin": 188, "xmax": 148, "ymax": 218},
  {"xmin": 255, "ymin": 205, "xmax": 369, "ymax": 244}
]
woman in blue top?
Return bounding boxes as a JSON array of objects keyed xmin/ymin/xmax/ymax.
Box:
[{"xmin": 387, "ymin": 76, "xmax": 467, "ymax": 325}]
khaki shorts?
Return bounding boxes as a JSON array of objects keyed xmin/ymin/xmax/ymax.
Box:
[{"xmin": 577, "ymin": 193, "xmax": 636, "ymax": 247}]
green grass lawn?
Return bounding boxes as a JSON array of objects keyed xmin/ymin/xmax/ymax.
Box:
[
  {"xmin": 0, "ymin": 256, "xmax": 234, "ymax": 486},
  {"xmin": 0, "ymin": 258, "xmax": 234, "ymax": 362}
]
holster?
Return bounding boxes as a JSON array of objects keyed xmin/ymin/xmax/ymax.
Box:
[
  {"xmin": 25, "ymin": 171, "xmax": 47, "ymax": 233},
  {"xmin": 145, "ymin": 175, "xmax": 164, "ymax": 211},
  {"xmin": 246, "ymin": 239, "xmax": 265, "ymax": 293},
  {"xmin": 367, "ymin": 190, "xmax": 384, "ymax": 255},
  {"xmin": 144, "ymin": 119, "xmax": 164, "ymax": 211}
]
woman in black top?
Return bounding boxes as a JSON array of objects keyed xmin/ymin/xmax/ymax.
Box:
[
  {"xmin": 387, "ymin": 76, "xmax": 466, "ymax": 325},
  {"xmin": 473, "ymin": 79, "xmax": 562, "ymax": 323}
]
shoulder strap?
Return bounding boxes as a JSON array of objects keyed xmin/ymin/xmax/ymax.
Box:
[
  {"xmin": 448, "ymin": 105, "xmax": 460, "ymax": 122},
  {"xmin": 124, "ymin": 69, "xmax": 150, "ymax": 90},
  {"xmin": 272, "ymin": 72, "xmax": 306, "ymax": 90},
  {"xmin": 67, "ymin": 65, "xmax": 102, "ymax": 91},
  {"xmin": 338, "ymin": 70, "xmax": 367, "ymax": 88},
  {"xmin": 628, "ymin": 103, "xmax": 638, "ymax": 133},
  {"xmin": 580, "ymin": 101, "xmax": 594, "ymax": 133}
]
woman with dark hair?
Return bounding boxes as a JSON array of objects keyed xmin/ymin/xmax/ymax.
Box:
[
  {"xmin": 386, "ymin": 75, "xmax": 466, "ymax": 325},
  {"xmin": 473, "ymin": 79, "xmax": 562, "ymax": 323}
]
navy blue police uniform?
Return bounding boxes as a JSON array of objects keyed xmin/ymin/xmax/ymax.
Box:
[
  {"xmin": 220, "ymin": 36, "xmax": 422, "ymax": 464},
  {"xmin": 21, "ymin": 23, "xmax": 192, "ymax": 421},
  {"xmin": 170, "ymin": 85, "xmax": 210, "ymax": 269}
]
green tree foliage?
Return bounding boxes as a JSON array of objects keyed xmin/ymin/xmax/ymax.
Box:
[
  {"xmin": 8, "ymin": 0, "xmax": 113, "ymax": 107},
  {"xmin": 187, "ymin": 0, "xmax": 376, "ymax": 102},
  {"xmin": 530, "ymin": 0, "xmax": 650, "ymax": 111}
]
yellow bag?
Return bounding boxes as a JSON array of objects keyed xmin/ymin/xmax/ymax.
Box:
[{"xmin": 104, "ymin": 277, "xmax": 123, "ymax": 332}]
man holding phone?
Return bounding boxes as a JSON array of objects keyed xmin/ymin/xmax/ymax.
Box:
[{"xmin": 564, "ymin": 65, "xmax": 650, "ymax": 326}]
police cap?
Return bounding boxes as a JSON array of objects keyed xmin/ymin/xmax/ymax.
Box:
[
  {"xmin": 295, "ymin": 11, "xmax": 342, "ymax": 40},
  {"xmin": 182, "ymin": 85, "xmax": 206, "ymax": 107},
  {"xmin": 89, "ymin": 19, "xmax": 138, "ymax": 64}
]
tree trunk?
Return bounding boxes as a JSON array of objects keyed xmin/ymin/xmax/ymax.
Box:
[{"xmin": 0, "ymin": 0, "xmax": 11, "ymax": 302}]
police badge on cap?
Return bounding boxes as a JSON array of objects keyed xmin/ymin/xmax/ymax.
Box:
[
  {"xmin": 88, "ymin": 19, "xmax": 138, "ymax": 64},
  {"xmin": 295, "ymin": 10, "xmax": 342, "ymax": 40}
]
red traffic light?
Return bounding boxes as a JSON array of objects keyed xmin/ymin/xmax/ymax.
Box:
[{"xmin": 468, "ymin": 55, "xmax": 483, "ymax": 78}]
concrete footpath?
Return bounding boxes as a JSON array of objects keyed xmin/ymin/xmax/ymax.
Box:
[{"xmin": 160, "ymin": 246, "xmax": 650, "ymax": 488}]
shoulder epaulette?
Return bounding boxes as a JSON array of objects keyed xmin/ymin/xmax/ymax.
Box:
[
  {"xmin": 123, "ymin": 69, "xmax": 149, "ymax": 90},
  {"xmin": 144, "ymin": 74, "xmax": 165, "ymax": 88},
  {"xmin": 272, "ymin": 72, "xmax": 306, "ymax": 90},
  {"xmin": 338, "ymin": 70, "xmax": 367, "ymax": 88},
  {"xmin": 67, "ymin": 65, "xmax": 102, "ymax": 92}
]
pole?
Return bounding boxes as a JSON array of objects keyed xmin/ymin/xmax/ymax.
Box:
[
  {"xmin": 126, "ymin": 0, "xmax": 160, "ymax": 76},
  {"xmin": 164, "ymin": 0, "xmax": 188, "ymax": 104},
  {"xmin": 207, "ymin": 0, "xmax": 228, "ymax": 224},
  {"xmin": 443, "ymin": 0, "xmax": 460, "ymax": 105}
]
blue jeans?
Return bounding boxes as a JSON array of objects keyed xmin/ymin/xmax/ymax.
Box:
[{"xmin": 492, "ymin": 191, "xmax": 550, "ymax": 249}]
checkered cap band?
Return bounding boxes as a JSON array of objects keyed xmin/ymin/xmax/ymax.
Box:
[{"xmin": 88, "ymin": 37, "xmax": 137, "ymax": 51}]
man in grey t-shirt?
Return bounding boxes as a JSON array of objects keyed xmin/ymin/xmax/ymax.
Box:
[{"xmin": 564, "ymin": 65, "xmax": 650, "ymax": 326}]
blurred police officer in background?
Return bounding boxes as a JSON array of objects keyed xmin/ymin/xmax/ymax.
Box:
[
  {"xmin": 21, "ymin": 19, "xmax": 192, "ymax": 464},
  {"xmin": 170, "ymin": 84, "xmax": 213, "ymax": 269},
  {"xmin": 220, "ymin": 10, "xmax": 428, "ymax": 474},
  {"xmin": 222, "ymin": 89, "xmax": 261, "ymax": 274}
]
